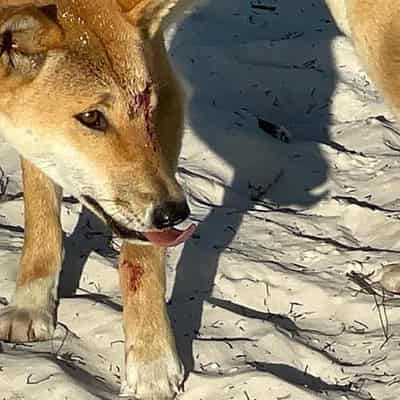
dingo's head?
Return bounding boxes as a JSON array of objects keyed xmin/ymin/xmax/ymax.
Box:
[{"xmin": 0, "ymin": 0, "xmax": 195, "ymax": 246}]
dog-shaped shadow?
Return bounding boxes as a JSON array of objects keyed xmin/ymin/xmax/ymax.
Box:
[{"xmin": 168, "ymin": 0, "xmax": 338, "ymax": 374}]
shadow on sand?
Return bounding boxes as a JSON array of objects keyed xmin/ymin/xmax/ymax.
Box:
[{"xmin": 167, "ymin": 0, "xmax": 339, "ymax": 373}]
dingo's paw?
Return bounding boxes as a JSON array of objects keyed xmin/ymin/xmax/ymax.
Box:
[
  {"xmin": 120, "ymin": 351, "xmax": 184, "ymax": 400},
  {"xmin": 0, "ymin": 306, "xmax": 55, "ymax": 342}
]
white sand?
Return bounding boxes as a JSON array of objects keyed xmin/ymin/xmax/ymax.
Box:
[{"xmin": 1, "ymin": 0, "xmax": 400, "ymax": 399}]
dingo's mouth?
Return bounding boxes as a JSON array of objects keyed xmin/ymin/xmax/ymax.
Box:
[{"xmin": 82, "ymin": 195, "xmax": 196, "ymax": 247}]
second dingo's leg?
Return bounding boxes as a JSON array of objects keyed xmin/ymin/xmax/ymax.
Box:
[
  {"xmin": 0, "ymin": 158, "xmax": 62, "ymax": 342},
  {"xmin": 119, "ymin": 242, "xmax": 184, "ymax": 399}
]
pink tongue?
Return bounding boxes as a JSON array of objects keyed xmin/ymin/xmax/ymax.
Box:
[{"xmin": 143, "ymin": 224, "xmax": 196, "ymax": 247}]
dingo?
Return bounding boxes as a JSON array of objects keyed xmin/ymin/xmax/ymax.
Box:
[
  {"xmin": 0, "ymin": 1, "xmax": 196, "ymax": 398},
  {"xmin": 326, "ymin": 0, "xmax": 400, "ymax": 119}
]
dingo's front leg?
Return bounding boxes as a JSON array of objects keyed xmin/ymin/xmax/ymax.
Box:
[
  {"xmin": 119, "ymin": 243, "xmax": 183, "ymax": 400},
  {"xmin": 0, "ymin": 158, "xmax": 62, "ymax": 342}
]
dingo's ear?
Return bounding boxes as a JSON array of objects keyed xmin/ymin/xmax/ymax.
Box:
[
  {"xmin": 120, "ymin": 0, "xmax": 187, "ymax": 37},
  {"xmin": 0, "ymin": 4, "xmax": 63, "ymax": 79}
]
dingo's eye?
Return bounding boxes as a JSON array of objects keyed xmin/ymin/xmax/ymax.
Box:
[{"xmin": 75, "ymin": 110, "xmax": 108, "ymax": 132}]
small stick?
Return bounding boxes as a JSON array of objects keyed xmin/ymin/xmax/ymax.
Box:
[
  {"xmin": 27, "ymin": 373, "xmax": 55, "ymax": 385},
  {"xmin": 251, "ymin": 3, "xmax": 276, "ymax": 11}
]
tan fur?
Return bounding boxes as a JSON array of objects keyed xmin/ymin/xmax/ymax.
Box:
[
  {"xmin": 18, "ymin": 158, "xmax": 62, "ymax": 288},
  {"xmin": 119, "ymin": 243, "xmax": 184, "ymax": 397},
  {"xmin": 0, "ymin": 1, "xmax": 193, "ymax": 398},
  {"xmin": 326, "ymin": 0, "xmax": 400, "ymax": 118},
  {"xmin": 0, "ymin": 158, "xmax": 62, "ymax": 342},
  {"xmin": 119, "ymin": 244, "xmax": 177, "ymax": 362}
]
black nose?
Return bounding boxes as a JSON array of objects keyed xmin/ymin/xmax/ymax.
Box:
[{"xmin": 153, "ymin": 201, "xmax": 190, "ymax": 229}]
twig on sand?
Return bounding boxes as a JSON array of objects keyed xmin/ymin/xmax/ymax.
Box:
[
  {"xmin": 250, "ymin": 3, "xmax": 276, "ymax": 12},
  {"xmin": 243, "ymin": 390, "xmax": 251, "ymax": 400},
  {"xmin": 347, "ymin": 271, "xmax": 392, "ymax": 346},
  {"xmin": 369, "ymin": 115, "xmax": 400, "ymax": 135},
  {"xmin": 369, "ymin": 114, "xmax": 400, "ymax": 151},
  {"xmin": 257, "ymin": 118, "xmax": 292, "ymax": 143},
  {"xmin": 52, "ymin": 321, "xmax": 81, "ymax": 358},
  {"xmin": 26, "ymin": 373, "xmax": 55, "ymax": 385},
  {"xmin": 0, "ymin": 297, "xmax": 9, "ymax": 306}
]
